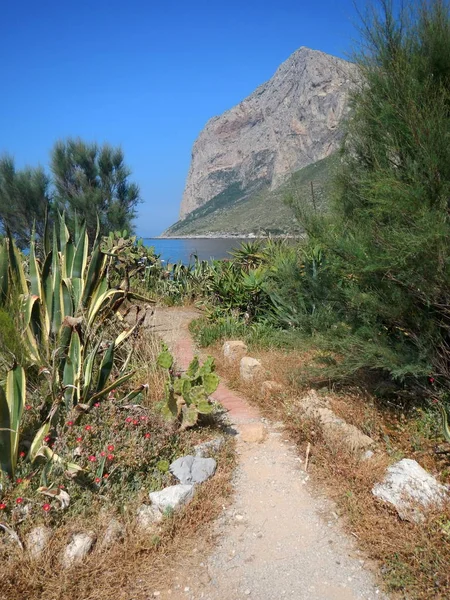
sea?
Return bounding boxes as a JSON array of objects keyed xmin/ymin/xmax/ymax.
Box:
[{"xmin": 142, "ymin": 238, "xmax": 249, "ymax": 264}]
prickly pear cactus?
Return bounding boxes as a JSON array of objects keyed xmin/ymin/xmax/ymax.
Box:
[{"xmin": 157, "ymin": 344, "xmax": 219, "ymax": 429}]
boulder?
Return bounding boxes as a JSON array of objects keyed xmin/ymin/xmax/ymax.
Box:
[
  {"xmin": 223, "ymin": 341, "xmax": 248, "ymax": 364},
  {"xmin": 261, "ymin": 380, "xmax": 283, "ymax": 397},
  {"xmin": 170, "ymin": 455, "xmax": 217, "ymax": 485},
  {"xmin": 194, "ymin": 437, "xmax": 225, "ymax": 458},
  {"xmin": 61, "ymin": 532, "xmax": 96, "ymax": 568},
  {"xmin": 299, "ymin": 390, "xmax": 374, "ymax": 453},
  {"xmin": 26, "ymin": 526, "xmax": 52, "ymax": 560},
  {"xmin": 240, "ymin": 356, "xmax": 264, "ymax": 382},
  {"xmin": 100, "ymin": 518, "xmax": 125, "ymax": 549},
  {"xmin": 372, "ymin": 458, "xmax": 448, "ymax": 522},
  {"xmin": 149, "ymin": 484, "xmax": 194, "ymax": 513}
]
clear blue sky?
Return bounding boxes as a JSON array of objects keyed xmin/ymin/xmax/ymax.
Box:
[{"xmin": 0, "ymin": 0, "xmax": 362, "ymax": 236}]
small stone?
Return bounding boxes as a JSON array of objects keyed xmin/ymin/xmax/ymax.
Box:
[
  {"xmin": 153, "ymin": 592, "xmax": 161, "ymax": 597},
  {"xmin": 26, "ymin": 526, "xmax": 52, "ymax": 559},
  {"xmin": 244, "ymin": 590, "xmax": 251, "ymax": 595},
  {"xmin": 184, "ymin": 586, "xmax": 190, "ymax": 592},
  {"xmin": 61, "ymin": 531, "xmax": 96, "ymax": 568},
  {"xmin": 170, "ymin": 455, "xmax": 217, "ymax": 485},
  {"xmin": 136, "ymin": 504, "xmax": 162, "ymax": 530},
  {"xmin": 235, "ymin": 514, "xmax": 244, "ymax": 521},
  {"xmin": 100, "ymin": 518, "xmax": 125, "ymax": 549},
  {"xmin": 362, "ymin": 450, "xmax": 375, "ymax": 461},
  {"xmin": 239, "ymin": 422, "xmax": 267, "ymax": 443},
  {"xmin": 240, "ymin": 356, "xmax": 264, "ymax": 382},
  {"xmin": 373, "ymin": 458, "xmax": 448, "ymax": 522},
  {"xmin": 193, "ymin": 437, "xmax": 224, "ymax": 458},
  {"xmin": 261, "ymin": 380, "xmax": 283, "ymax": 397},
  {"xmin": 149, "ymin": 484, "xmax": 195, "ymax": 512},
  {"xmin": 223, "ymin": 340, "xmax": 248, "ymax": 364}
]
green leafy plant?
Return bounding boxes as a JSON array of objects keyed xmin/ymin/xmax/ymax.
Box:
[{"xmin": 157, "ymin": 345, "xmax": 219, "ymax": 429}]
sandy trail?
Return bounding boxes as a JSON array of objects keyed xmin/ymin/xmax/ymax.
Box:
[{"xmin": 148, "ymin": 307, "xmax": 387, "ymax": 600}]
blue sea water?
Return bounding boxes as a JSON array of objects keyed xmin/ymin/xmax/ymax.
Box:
[{"xmin": 143, "ymin": 238, "xmax": 249, "ymax": 264}]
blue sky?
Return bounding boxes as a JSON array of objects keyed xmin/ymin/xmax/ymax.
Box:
[{"xmin": 0, "ymin": 0, "xmax": 362, "ymax": 236}]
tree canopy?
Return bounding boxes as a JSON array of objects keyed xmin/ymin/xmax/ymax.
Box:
[
  {"xmin": 0, "ymin": 156, "xmax": 50, "ymax": 249},
  {"xmin": 51, "ymin": 138, "xmax": 141, "ymax": 240}
]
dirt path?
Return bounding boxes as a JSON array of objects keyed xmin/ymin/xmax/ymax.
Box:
[{"xmin": 148, "ymin": 307, "xmax": 387, "ymax": 600}]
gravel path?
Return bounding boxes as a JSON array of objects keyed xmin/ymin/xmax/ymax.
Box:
[{"xmin": 148, "ymin": 307, "xmax": 388, "ymax": 600}]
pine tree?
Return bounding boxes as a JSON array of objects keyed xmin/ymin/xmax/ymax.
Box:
[
  {"xmin": 0, "ymin": 156, "xmax": 50, "ymax": 248},
  {"xmin": 292, "ymin": 0, "xmax": 450, "ymax": 387},
  {"xmin": 51, "ymin": 138, "xmax": 141, "ymax": 240}
]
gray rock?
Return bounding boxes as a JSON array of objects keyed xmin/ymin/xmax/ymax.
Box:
[
  {"xmin": 149, "ymin": 484, "xmax": 195, "ymax": 513},
  {"xmin": 222, "ymin": 341, "xmax": 248, "ymax": 364},
  {"xmin": 240, "ymin": 356, "xmax": 264, "ymax": 382},
  {"xmin": 170, "ymin": 455, "xmax": 217, "ymax": 484},
  {"xmin": 136, "ymin": 504, "xmax": 163, "ymax": 530},
  {"xmin": 100, "ymin": 518, "xmax": 125, "ymax": 549},
  {"xmin": 61, "ymin": 531, "xmax": 96, "ymax": 568},
  {"xmin": 26, "ymin": 526, "xmax": 52, "ymax": 560},
  {"xmin": 177, "ymin": 48, "xmax": 357, "ymax": 221},
  {"xmin": 194, "ymin": 437, "xmax": 225, "ymax": 458},
  {"xmin": 372, "ymin": 458, "xmax": 448, "ymax": 522}
]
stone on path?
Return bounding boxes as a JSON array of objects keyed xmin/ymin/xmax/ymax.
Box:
[
  {"xmin": 149, "ymin": 484, "xmax": 195, "ymax": 513},
  {"xmin": 170, "ymin": 455, "xmax": 217, "ymax": 485},
  {"xmin": 239, "ymin": 422, "xmax": 267, "ymax": 443},
  {"xmin": 61, "ymin": 531, "xmax": 96, "ymax": 568},
  {"xmin": 223, "ymin": 340, "xmax": 248, "ymax": 364},
  {"xmin": 372, "ymin": 458, "xmax": 448, "ymax": 522},
  {"xmin": 240, "ymin": 357, "xmax": 264, "ymax": 382},
  {"xmin": 194, "ymin": 437, "xmax": 225, "ymax": 458},
  {"xmin": 26, "ymin": 526, "xmax": 52, "ymax": 560}
]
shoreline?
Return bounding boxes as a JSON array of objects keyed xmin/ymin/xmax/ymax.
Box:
[{"xmin": 147, "ymin": 233, "xmax": 303, "ymax": 240}]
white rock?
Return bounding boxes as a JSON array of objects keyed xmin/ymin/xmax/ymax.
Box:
[
  {"xmin": 223, "ymin": 340, "xmax": 248, "ymax": 364},
  {"xmin": 26, "ymin": 526, "xmax": 52, "ymax": 560},
  {"xmin": 61, "ymin": 531, "xmax": 96, "ymax": 568},
  {"xmin": 194, "ymin": 437, "xmax": 225, "ymax": 458},
  {"xmin": 372, "ymin": 458, "xmax": 448, "ymax": 522},
  {"xmin": 149, "ymin": 484, "xmax": 194, "ymax": 513},
  {"xmin": 100, "ymin": 518, "xmax": 125, "ymax": 549},
  {"xmin": 240, "ymin": 356, "xmax": 264, "ymax": 382},
  {"xmin": 170, "ymin": 455, "xmax": 217, "ymax": 484},
  {"xmin": 136, "ymin": 504, "xmax": 163, "ymax": 530}
]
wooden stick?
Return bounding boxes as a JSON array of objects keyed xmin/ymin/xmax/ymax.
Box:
[{"xmin": 304, "ymin": 442, "xmax": 311, "ymax": 472}]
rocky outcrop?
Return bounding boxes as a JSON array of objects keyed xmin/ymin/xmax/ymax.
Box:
[{"xmin": 179, "ymin": 47, "xmax": 357, "ymax": 220}]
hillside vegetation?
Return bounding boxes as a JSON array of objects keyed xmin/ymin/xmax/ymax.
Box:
[{"xmin": 164, "ymin": 154, "xmax": 337, "ymax": 236}]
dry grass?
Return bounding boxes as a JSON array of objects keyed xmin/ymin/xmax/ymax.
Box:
[
  {"xmin": 205, "ymin": 340, "xmax": 450, "ymax": 600},
  {"xmin": 0, "ymin": 442, "xmax": 235, "ymax": 600},
  {"xmin": 0, "ymin": 324, "xmax": 235, "ymax": 600}
]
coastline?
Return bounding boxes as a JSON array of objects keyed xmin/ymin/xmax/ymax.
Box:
[{"xmin": 153, "ymin": 232, "xmax": 302, "ymax": 240}]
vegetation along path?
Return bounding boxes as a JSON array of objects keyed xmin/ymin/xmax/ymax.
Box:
[{"xmin": 150, "ymin": 307, "xmax": 387, "ymax": 600}]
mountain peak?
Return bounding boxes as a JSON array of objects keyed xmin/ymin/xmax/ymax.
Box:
[{"xmin": 176, "ymin": 47, "xmax": 357, "ymax": 223}]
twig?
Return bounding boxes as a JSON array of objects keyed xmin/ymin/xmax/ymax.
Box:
[{"xmin": 304, "ymin": 442, "xmax": 311, "ymax": 472}]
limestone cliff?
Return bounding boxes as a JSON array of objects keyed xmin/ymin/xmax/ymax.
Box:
[{"xmin": 178, "ymin": 47, "xmax": 357, "ymax": 221}]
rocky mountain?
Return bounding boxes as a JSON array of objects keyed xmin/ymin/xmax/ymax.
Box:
[{"xmin": 166, "ymin": 47, "xmax": 357, "ymax": 236}]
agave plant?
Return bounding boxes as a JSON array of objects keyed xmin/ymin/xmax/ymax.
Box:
[
  {"xmin": 0, "ymin": 366, "xmax": 25, "ymax": 477},
  {"xmin": 0, "ymin": 216, "xmax": 151, "ymax": 477}
]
